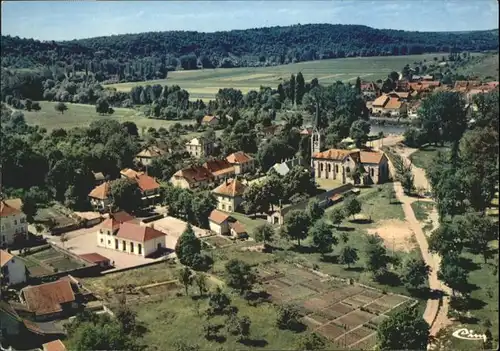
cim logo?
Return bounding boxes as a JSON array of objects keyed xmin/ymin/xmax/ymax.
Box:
[{"xmin": 452, "ymin": 328, "xmax": 487, "ymax": 342}]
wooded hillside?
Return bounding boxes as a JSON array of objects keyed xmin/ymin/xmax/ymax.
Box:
[{"xmin": 1, "ymin": 24, "xmax": 498, "ymax": 82}]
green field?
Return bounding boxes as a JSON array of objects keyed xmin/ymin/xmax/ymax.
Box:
[
  {"xmin": 21, "ymin": 101, "xmax": 195, "ymax": 131},
  {"xmin": 106, "ymin": 54, "xmax": 449, "ymax": 100},
  {"xmin": 455, "ymin": 53, "xmax": 499, "ymax": 80},
  {"xmin": 409, "ymin": 145, "xmax": 450, "ymax": 172}
]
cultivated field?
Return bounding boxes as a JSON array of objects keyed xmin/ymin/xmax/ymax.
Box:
[
  {"xmin": 20, "ymin": 246, "xmax": 86, "ymax": 277},
  {"xmin": 106, "ymin": 54, "xmax": 450, "ymax": 100},
  {"xmin": 22, "ymin": 101, "xmax": 195, "ymax": 131}
]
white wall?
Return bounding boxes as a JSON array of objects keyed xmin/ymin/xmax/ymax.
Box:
[{"xmin": 4, "ymin": 257, "xmax": 27, "ymax": 285}]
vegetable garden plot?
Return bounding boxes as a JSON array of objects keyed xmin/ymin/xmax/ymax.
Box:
[
  {"xmin": 327, "ymin": 302, "xmax": 355, "ymax": 316},
  {"xmin": 308, "ymin": 313, "xmax": 331, "ymax": 325},
  {"xmin": 314, "ymin": 307, "xmax": 344, "ymax": 320},
  {"xmin": 343, "ymin": 296, "xmax": 368, "ymax": 309},
  {"xmin": 302, "ymin": 297, "xmax": 333, "ymax": 313},
  {"xmin": 349, "ymin": 294, "xmax": 376, "ymax": 305},
  {"xmin": 348, "ymin": 333, "xmax": 377, "ymax": 350},
  {"xmin": 338, "ymin": 326, "xmax": 374, "ymax": 346},
  {"xmin": 359, "ymin": 289, "xmax": 383, "ymax": 300},
  {"xmin": 275, "ymin": 277, "xmax": 294, "ymax": 286},
  {"xmin": 317, "ymin": 323, "xmax": 347, "ymax": 340},
  {"xmin": 369, "ymin": 314, "xmax": 389, "ymax": 326},
  {"xmin": 335, "ymin": 310, "xmax": 376, "ymax": 329},
  {"xmin": 376, "ymin": 294, "xmax": 410, "ymax": 308},
  {"xmin": 302, "ymin": 316, "xmax": 323, "ymax": 330},
  {"xmin": 364, "ymin": 301, "xmax": 389, "ymax": 314}
]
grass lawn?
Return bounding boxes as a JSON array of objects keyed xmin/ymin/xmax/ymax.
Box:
[
  {"xmin": 81, "ymin": 262, "xmax": 178, "ymax": 296},
  {"xmin": 408, "ymin": 145, "xmax": 450, "ymax": 172},
  {"xmin": 228, "ymin": 212, "xmax": 270, "ymax": 235},
  {"xmin": 106, "ymin": 54, "xmax": 454, "ymax": 101},
  {"xmin": 315, "ymin": 178, "xmax": 345, "ymax": 191},
  {"xmin": 411, "ymin": 201, "xmax": 435, "ymax": 222},
  {"xmin": 21, "ymin": 101, "xmax": 195, "ymax": 132},
  {"xmin": 454, "ymin": 53, "xmax": 499, "ymax": 80}
]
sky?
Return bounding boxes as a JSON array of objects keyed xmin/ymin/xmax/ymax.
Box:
[{"xmin": 1, "ymin": 0, "xmax": 498, "ymax": 41}]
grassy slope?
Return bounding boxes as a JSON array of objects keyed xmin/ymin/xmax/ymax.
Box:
[
  {"xmin": 408, "ymin": 145, "xmax": 450, "ymax": 172},
  {"xmin": 21, "ymin": 101, "xmax": 195, "ymax": 131},
  {"xmin": 455, "ymin": 53, "xmax": 499, "ymax": 80},
  {"xmin": 106, "ymin": 54, "xmax": 448, "ymax": 100},
  {"xmin": 411, "ymin": 201, "xmax": 435, "ymax": 222}
]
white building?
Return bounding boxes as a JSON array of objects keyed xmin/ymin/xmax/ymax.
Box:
[
  {"xmin": 0, "ymin": 250, "xmax": 27, "ymax": 285},
  {"xmin": 96, "ymin": 217, "xmax": 167, "ymax": 257},
  {"xmin": 185, "ymin": 137, "xmax": 214, "ymax": 158},
  {"xmin": 0, "ymin": 200, "xmax": 28, "ymax": 246}
]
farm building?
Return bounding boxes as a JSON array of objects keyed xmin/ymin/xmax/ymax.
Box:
[{"xmin": 201, "ymin": 115, "xmax": 220, "ymax": 126}]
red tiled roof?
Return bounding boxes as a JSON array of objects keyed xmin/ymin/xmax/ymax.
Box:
[
  {"xmin": 116, "ymin": 222, "xmax": 166, "ymax": 242},
  {"xmin": 208, "ymin": 209, "xmax": 230, "ymax": 224},
  {"xmin": 21, "ymin": 280, "xmax": 75, "ymax": 316},
  {"xmin": 136, "ymin": 146, "xmax": 166, "ymax": 158},
  {"xmin": 226, "ymin": 151, "xmax": 253, "ymax": 164},
  {"xmin": 212, "ymin": 178, "xmax": 247, "ymax": 197},
  {"xmin": 229, "ymin": 221, "xmax": 246, "ymax": 234},
  {"xmin": 203, "ymin": 159, "xmax": 235, "ymax": 177},
  {"xmin": 0, "ymin": 200, "xmax": 22, "ymax": 217},
  {"xmin": 360, "ymin": 151, "xmax": 386, "ymax": 164},
  {"xmin": 384, "ymin": 98, "xmax": 403, "ymax": 110},
  {"xmin": 173, "ymin": 166, "xmax": 214, "ymax": 184},
  {"xmin": 88, "ymin": 182, "xmax": 111, "ymax": 200},
  {"xmin": 0, "ymin": 250, "xmax": 14, "ymax": 267},
  {"xmin": 120, "ymin": 168, "xmax": 143, "ymax": 178},
  {"xmin": 78, "ymin": 253, "xmax": 110, "ymax": 264},
  {"xmin": 372, "ymin": 95, "xmax": 389, "ymax": 107},
  {"xmin": 3, "ymin": 198, "xmax": 22, "ymax": 211},
  {"xmin": 43, "ymin": 339, "xmax": 67, "ymax": 351},
  {"xmin": 313, "ymin": 149, "xmax": 357, "ymax": 161},
  {"xmin": 132, "ymin": 174, "xmax": 160, "ymax": 192},
  {"xmin": 111, "ymin": 211, "xmax": 135, "ymax": 223}
]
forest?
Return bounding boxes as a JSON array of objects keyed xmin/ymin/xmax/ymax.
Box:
[{"xmin": 1, "ymin": 24, "xmax": 498, "ymax": 82}]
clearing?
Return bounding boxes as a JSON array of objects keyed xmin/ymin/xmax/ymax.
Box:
[
  {"xmin": 367, "ymin": 219, "xmax": 416, "ymax": 253},
  {"xmin": 21, "ymin": 101, "xmax": 195, "ymax": 131},
  {"xmin": 106, "ymin": 54, "xmax": 452, "ymax": 101}
]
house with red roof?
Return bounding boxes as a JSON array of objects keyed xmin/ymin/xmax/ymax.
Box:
[
  {"xmin": 96, "ymin": 216, "xmax": 167, "ymax": 257},
  {"xmin": 208, "ymin": 209, "xmax": 247, "ymax": 238},
  {"xmin": 0, "ymin": 199, "xmax": 28, "ymax": 247},
  {"xmin": 226, "ymin": 151, "xmax": 255, "ymax": 174},
  {"xmin": 88, "ymin": 181, "xmax": 112, "ymax": 212},
  {"xmin": 120, "ymin": 169, "xmax": 161, "ymax": 206},
  {"xmin": 212, "ymin": 178, "xmax": 247, "ymax": 212}
]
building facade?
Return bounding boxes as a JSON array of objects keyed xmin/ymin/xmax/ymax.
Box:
[
  {"xmin": 185, "ymin": 137, "xmax": 214, "ymax": 158},
  {"xmin": 226, "ymin": 151, "xmax": 255, "ymax": 174},
  {"xmin": 0, "ymin": 200, "xmax": 28, "ymax": 247},
  {"xmin": 212, "ymin": 178, "xmax": 246, "ymax": 212},
  {"xmin": 1, "ymin": 250, "xmax": 27, "ymax": 285}
]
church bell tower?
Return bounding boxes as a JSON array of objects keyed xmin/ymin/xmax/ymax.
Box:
[{"xmin": 311, "ymin": 101, "xmax": 323, "ymax": 156}]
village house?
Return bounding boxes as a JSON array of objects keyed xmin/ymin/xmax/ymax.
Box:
[
  {"xmin": 88, "ymin": 181, "xmax": 112, "ymax": 212},
  {"xmin": 212, "ymin": 178, "xmax": 247, "ymax": 212},
  {"xmin": 96, "ymin": 218, "xmax": 167, "ymax": 257},
  {"xmin": 120, "ymin": 169, "xmax": 161, "ymax": 206},
  {"xmin": 78, "ymin": 253, "xmax": 112, "ymax": 269},
  {"xmin": 387, "ymin": 91, "xmax": 410, "ymax": 102},
  {"xmin": 312, "ymin": 149, "xmax": 389, "ymax": 185},
  {"xmin": 360, "ymin": 81, "xmax": 380, "ymax": 99},
  {"xmin": 135, "ymin": 145, "xmax": 167, "ymax": 166},
  {"xmin": 226, "ymin": 151, "xmax": 256, "ymax": 174},
  {"xmin": 19, "ymin": 280, "xmax": 77, "ymax": 321},
  {"xmin": 42, "ymin": 340, "xmax": 67, "ymax": 351},
  {"xmin": 0, "ymin": 200, "xmax": 28, "ymax": 247},
  {"xmin": 208, "ymin": 210, "xmax": 247, "ymax": 238},
  {"xmin": 170, "ymin": 165, "xmax": 214, "ymax": 189},
  {"xmin": 201, "ymin": 115, "xmax": 220, "ymax": 126},
  {"xmin": 1, "ymin": 250, "xmax": 27, "ymax": 285},
  {"xmin": 185, "ymin": 137, "xmax": 215, "ymax": 158},
  {"xmin": 203, "ymin": 159, "xmax": 235, "ymax": 182},
  {"xmin": 369, "ymin": 94, "xmax": 407, "ymax": 117}
]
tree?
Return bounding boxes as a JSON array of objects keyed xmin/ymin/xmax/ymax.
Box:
[
  {"xmin": 21, "ymin": 194, "xmax": 38, "ymax": 223},
  {"xmin": 207, "ymin": 287, "xmax": 231, "ymax": 315},
  {"xmin": 175, "ymin": 224, "xmax": 202, "ymax": 267},
  {"xmin": 349, "ymin": 119, "xmax": 371, "ymax": 148},
  {"xmin": 95, "ymin": 98, "xmax": 110, "ymax": 114},
  {"xmin": 203, "ymin": 322, "xmax": 220, "ymax": 341},
  {"xmin": 110, "ymin": 178, "xmax": 142, "ymax": 213},
  {"xmin": 115, "ymin": 294, "xmax": 138, "ymax": 335},
  {"xmin": 338, "ymin": 245, "xmax": 359, "ymax": 269},
  {"xmin": 376, "ymin": 306, "xmax": 429, "ymax": 350},
  {"xmin": 31, "ymin": 101, "xmax": 41, "ymax": 111},
  {"xmin": 463, "ymin": 213, "xmax": 497, "ymax": 263},
  {"xmin": 243, "ymin": 184, "xmax": 269, "ymax": 217},
  {"xmin": 343, "ymin": 195, "xmax": 361, "ymax": 220},
  {"xmin": 310, "ymin": 220, "xmax": 336, "ymax": 257},
  {"xmin": 438, "ymin": 253, "xmax": 469, "ymax": 296},
  {"xmin": 194, "ymin": 273, "xmax": 207, "ymax": 296},
  {"xmin": 173, "ymin": 341, "xmax": 200, "ymax": 351},
  {"xmin": 177, "ymin": 267, "xmax": 194, "ymax": 296},
  {"xmin": 296, "ymin": 333, "xmax": 327, "ymax": 351},
  {"xmin": 329, "ymin": 207, "xmax": 345, "ymax": 229},
  {"xmin": 365, "ymin": 235, "xmax": 390, "ymax": 278},
  {"xmin": 122, "ymin": 121, "xmax": 139, "ymax": 136},
  {"xmin": 389, "ymin": 71, "xmax": 400, "ymax": 82},
  {"xmin": 295, "ymin": 72, "xmax": 306, "ymax": 105},
  {"xmin": 253, "ymin": 223, "xmax": 274, "ymax": 250},
  {"xmin": 428, "ymin": 218, "xmax": 466, "ymax": 256},
  {"xmin": 225, "ymin": 259, "xmax": 256, "ymax": 295},
  {"xmin": 283, "ymin": 210, "xmax": 310, "ymax": 247},
  {"xmin": 385, "ymin": 187, "xmax": 396, "ymax": 204},
  {"xmin": 305, "ymin": 198, "xmax": 324, "ymax": 224},
  {"xmin": 54, "ymin": 102, "xmax": 68, "ymax": 114},
  {"xmin": 24, "ymin": 98, "xmax": 33, "ymax": 111},
  {"xmin": 400, "ymin": 257, "xmax": 430, "ymax": 289},
  {"xmin": 276, "ymin": 304, "xmax": 301, "ymax": 331},
  {"xmin": 230, "ymin": 315, "xmax": 251, "ymax": 341}
]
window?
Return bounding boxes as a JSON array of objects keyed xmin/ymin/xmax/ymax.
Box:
[
  {"xmin": 107, "ymin": 230, "xmax": 111, "ymax": 235},
  {"xmin": 100, "ymin": 238, "xmax": 104, "ymax": 243},
  {"xmin": 327, "ymin": 164, "xmax": 331, "ymax": 172},
  {"xmin": 320, "ymin": 163, "xmax": 324, "ymax": 171},
  {"xmin": 20, "ymin": 218, "xmax": 25, "ymax": 224},
  {"xmin": 122, "ymin": 241, "xmax": 126, "ymax": 251},
  {"xmin": 335, "ymin": 165, "xmax": 339, "ymax": 173},
  {"xmin": 14, "ymin": 220, "xmax": 17, "ymax": 225},
  {"xmin": 138, "ymin": 244, "xmax": 142, "ymax": 255},
  {"xmin": 371, "ymin": 168, "xmax": 374, "ymax": 177},
  {"xmin": 130, "ymin": 242, "xmax": 134, "ymax": 253},
  {"xmin": 222, "ymin": 204, "xmax": 225, "ymax": 210},
  {"xmin": 108, "ymin": 240, "xmax": 111, "ymax": 245},
  {"xmin": 115, "ymin": 239, "xmax": 118, "ymax": 249},
  {"xmin": 2, "ymin": 235, "xmax": 6, "ymax": 242},
  {"xmin": 228, "ymin": 205, "xmax": 232, "ymax": 212}
]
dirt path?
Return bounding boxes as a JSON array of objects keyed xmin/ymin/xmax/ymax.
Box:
[{"xmin": 378, "ymin": 141, "xmax": 453, "ymax": 339}]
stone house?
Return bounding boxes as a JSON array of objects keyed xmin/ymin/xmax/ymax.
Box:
[
  {"xmin": 96, "ymin": 218, "xmax": 166, "ymax": 257},
  {"xmin": 88, "ymin": 181, "xmax": 112, "ymax": 212},
  {"xmin": 201, "ymin": 115, "xmax": 220, "ymax": 126},
  {"xmin": 208, "ymin": 210, "xmax": 231, "ymax": 235},
  {"xmin": 212, "ymin": 178, "xmax": 247, "ymax": 213},
  {"xmin": 312, "ymin": 149, "xmax": 389, "ymax": 185},
  {"xmin": 0, "ymin": 200, "xmax": 28, "ymax": 247},
  {"xmin": 135, "ymin": 145, "xmax": 167, "ymax": 166},
  {"xmin": 226, "ymin": 151, "xmax": 255, "ymax": 174},
  {"xmin": 170, "ymin": 165, "xmax": 214, "ymax": 189},
  {"xmin": 0, "ymin": 250, "xmax": 27, "ymax": 285},
  {"xmin": 185, "ymin": 137, "xmax": 214, "ymax": 158},
  {"xmin": 203, "ymin": 159, "xmax": 235, "ymax": 183}
]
